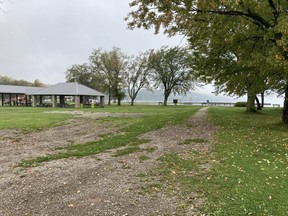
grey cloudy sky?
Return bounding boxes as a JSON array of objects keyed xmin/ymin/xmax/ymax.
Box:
[
  {"xmin": 0, "ymin": 0, "xmax": 185, "ymax": 84},
  {"xmin": 0, "ymin": 1, "xmax": 283, "ymax": 104}
]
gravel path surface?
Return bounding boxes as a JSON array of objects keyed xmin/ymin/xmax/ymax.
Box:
[{"xmin": 0, "ymin": 108, "xmax": 216, "ymax": 216}]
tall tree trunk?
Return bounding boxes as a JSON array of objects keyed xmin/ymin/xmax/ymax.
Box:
[
  {"xmin": 163, "ymin": 91, "xmax": 169, "ymax": 106},
  {"xmin": 130, "ymin": 98, "xmax": 135, "ymax": 106},
  {"xmin": 108, "ymin": 94, "xmax": 111, "ymax": 105},
  {"xmin": 117, "ymin": 98, "xmax": 121, "ymax": 106},
  {"xmin": 163, "ymin": 97, "xmax": 168, "ymax": 106},
  {"xmin": 255, "ymin": 96, "xmax": 262, "ymax": 111},
  {"xmin": 108, "ymin": 86, "xmax": 112, "ymax": 105},
  {"xmin": 261, "ymin": 91, "xmax": 265, "ymax": 108},
  {"xmin": 246, "ymin": 89, "xmax": 256, "ymax": 112},
  {"xmin": 282, "ymin": 84, "xmax": 288, "ymax": 124},
  {"xmin": 163, "ymin": 89, "xmax": 170, "ymax": 106}
]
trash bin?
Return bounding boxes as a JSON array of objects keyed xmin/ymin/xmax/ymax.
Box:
[
  {"xmin": 80, "ymin": 103, "xmax": 83, "ymax": 109},
  {"xmin": 173, "ymin": 99, "xmax": 178, "ymax": 105}
]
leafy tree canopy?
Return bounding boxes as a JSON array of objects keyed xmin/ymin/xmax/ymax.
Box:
[
  {"xmin": 125, "ymin": 52, "xmax": 151, "ymax": 105},
  {"xmin": 89, "ymin": 47, "xmax": 128, "ymax": 105},
  {"xmin": 0, "ymin": 75, "xmax": 44, "ymax": 87},
  {"xmin": 126, "ymin": 0, "xmax": 288, "ymax": 121},
  {"xmin": 148, "ymin": 46, "xmax": 195, "ymax": 105}
]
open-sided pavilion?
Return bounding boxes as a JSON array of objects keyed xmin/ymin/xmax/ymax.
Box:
[
  {"xmin": 31, "ymin": 82, "xmax": 105, "ymax": 108},
  {"xmin": 0, "ymin": 82, "xmax": 105, "ymax": 108},
  {"xmin": 0, "ymin": 85, "xmax": 44, "ymax": 106}
]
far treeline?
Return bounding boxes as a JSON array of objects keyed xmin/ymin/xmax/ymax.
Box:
[
  {"xmin": 0, "ymin": 76, "xmax": 45, "ymax": 87},
  {"xmin": 125, "ymin": 0, "xmax": 288, "ymax": 123},
  {"xmin": 65, "ymin": 46, "xmax": 195, "ymax": 106}
]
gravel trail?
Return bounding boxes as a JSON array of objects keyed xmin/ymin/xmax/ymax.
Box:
[{"xmin": 0, "ymin": 108, "xmax": 216, "ymax": 215}]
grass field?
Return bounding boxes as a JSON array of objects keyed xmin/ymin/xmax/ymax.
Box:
[
  {"xmin": 0, "ymin": 107, "xmax": 73, "ymax": 131},
  {"xmin": 11, "ymin": 105, "xmax": 201, "ymax": 167},
  {"xmin": 1, "ymin": 105, "xmax": 287, "ymax": 215},
  {"xmin": 204, "ymin": 108, "xmax": 288, "ymax": 215},
  {"xmin": 134, "ymin": 107, "xmax": 288, "ymax": 215}
]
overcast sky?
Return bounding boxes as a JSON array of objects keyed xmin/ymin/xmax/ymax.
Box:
[
  {"xmin": 0, "ymin": 1, "xmax": 284, "ymax": 104},
  {"xmin": 0, "ymin": 0, "xmax": 186, "ymax": 84}
]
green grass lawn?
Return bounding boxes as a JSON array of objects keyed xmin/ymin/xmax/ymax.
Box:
[
  {"xmin": 15, "ymin": 105, "xmax": 201, "ymax": 166},
  {"xmin": 2, "ymin": 105, "xmax": 287, "ymax": 215},
  {"xmin": 205, "ymin": 107, "xmax": 288, "ymax": 215},
  {"xmin": 0, "ymin": 107, "xmax": 73, "ymax": 131},
  {"xmin": 142, "ymin": 107, "xmax": 288, "ymax": 215},
  {"xmin": 0, "ymin": 104, "xmax": 155, "ymax": 131}
]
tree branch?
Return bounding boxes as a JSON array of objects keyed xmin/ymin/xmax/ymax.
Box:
[
  {"xmin": 191, "ymin": 7, "xmax": 271, "ymax": 29},
  {"xmin": 267, "ymin": 0, "xmax": 280, "ymax": 25}
]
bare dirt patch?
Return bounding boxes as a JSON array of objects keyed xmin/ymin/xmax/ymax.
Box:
[
  {"xmin": 0, "ymin": 108, "xmax": 216, "ymax": 216},
  {"xmin": 46, "ymin": 110, "xmax": 143, "ymax": 119}
]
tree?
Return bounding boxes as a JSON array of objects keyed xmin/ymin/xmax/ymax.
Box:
[
  {"xmin": 0, "ymin": 75, "xmax": 14, "ymax": 85},
  {"xmin": 65, "ymin": 63, "xmax": 108, "ymax": 93},
  {"xmin": 0, "ymin": 75, "xmax": 34, "ymax": 86},
  {"xmin": 190, "ymin": 13, "xmax": 273, "ymax": 112},
  {"xmin": 33, "ymin": 79, "xmax": 45, "ymax": 87},
  {"xmin": 125, "ymin": 52, "xmax": 150, "ymax": 106},
  {"xmin": 89, "ymin": 48, "xmax": 128, "ymax": 105},
  {"xmin": 126, "ymin": 0, "xmax": 288, "ymax": 123},
  {"xmin": 66, "ymin": 48, "xmax": 129, "ymax": 106},
  {"xmin": 148, "ymin": 46, "xmax": 195, "ymax": 106},
  {"xmin": 66, "ymin": 64, "xmax": 92, "ymax": 87}
]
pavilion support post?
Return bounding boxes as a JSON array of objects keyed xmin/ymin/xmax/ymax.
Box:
[
  {"xmin": 39, "ymin": 96, "xmax": 43, "ymax": 106},
  {"xmin": 60, "ymin": 95, "xmax": 65, "ymax": 107},
  {"xmin": 52, "ymin": 95, "xmax": 57, "ymax": 108},
  {"xmin": 16, "ymin": 94, "xmax": 21, "ymax": 106},
  {"xmin": 75, "ymin": 95, "xmax": 80, "ymax": 108},
  {"xmin": 9, "ymin": 94, "xmax": 12, "ymax": 106},
  {"xmin": 32, "ymin": 95, "xmax": 37, "ymax": 107},
  {"xmin": 80, "ymin": 96, "xmax": 84, "ymax": 108},
  {"xmin": 1, "ymin": 93, "xmax": 3, "ymax": 106},
  {"xmin": 100, "ymin": 96, "xmax": 105, "ymax": 107},
  {"xmin": 25, "ymin": 95, "xmax": 28, "ymax": 106}
]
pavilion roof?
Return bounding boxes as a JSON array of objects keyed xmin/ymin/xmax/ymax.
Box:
[
  {"xmin": 0, "ymin": 85, "xmax": 44, "ymax": 95},
  {"xmin": 31, "ymin": 82, "xmax": 105, "ymax": 96}
]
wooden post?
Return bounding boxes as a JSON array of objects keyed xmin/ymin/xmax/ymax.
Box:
[
  {"xmin": 75, "ymin": 95, "xmax": 80, "ymax": 108},
  {"xmin": 1, "ymin": 93, "xmax": 3, "ymax": 106},
  {"xmin": 60, "ymin": 95, "xmax": 65, "ymax": 107},
  {"xmin": 39, "ymin": 96, "xmax": 43, "ymax": 106},
  {"xmin": 100, "ymin": 96, "xmax": 105, "ymax": 107},
  {"xmin": 52, "ymin": 95, "xmax": 57, "ymax": 108},
  {"xmin": 32, "ymin": 95, "xmax": 37, "ymax": 107},
  {"xmin": 9, "ymin": 94, "xmax": 12, "ymax": 106}
]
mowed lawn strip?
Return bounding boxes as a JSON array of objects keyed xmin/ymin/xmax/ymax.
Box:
[
  {"xmin": 20, "ymin": 105, "xmax": 201, "ymax": 167},
  {"xmin": 0, "ymin": 107, "xmax": 73, "ymax": 131},
  {"xmin": 205, "ymin": 107, "xmax": 288, "ymax": 215},
  {"xmin": 139, "ymin": 107, "xmax": 288, "ymax": 215}
]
